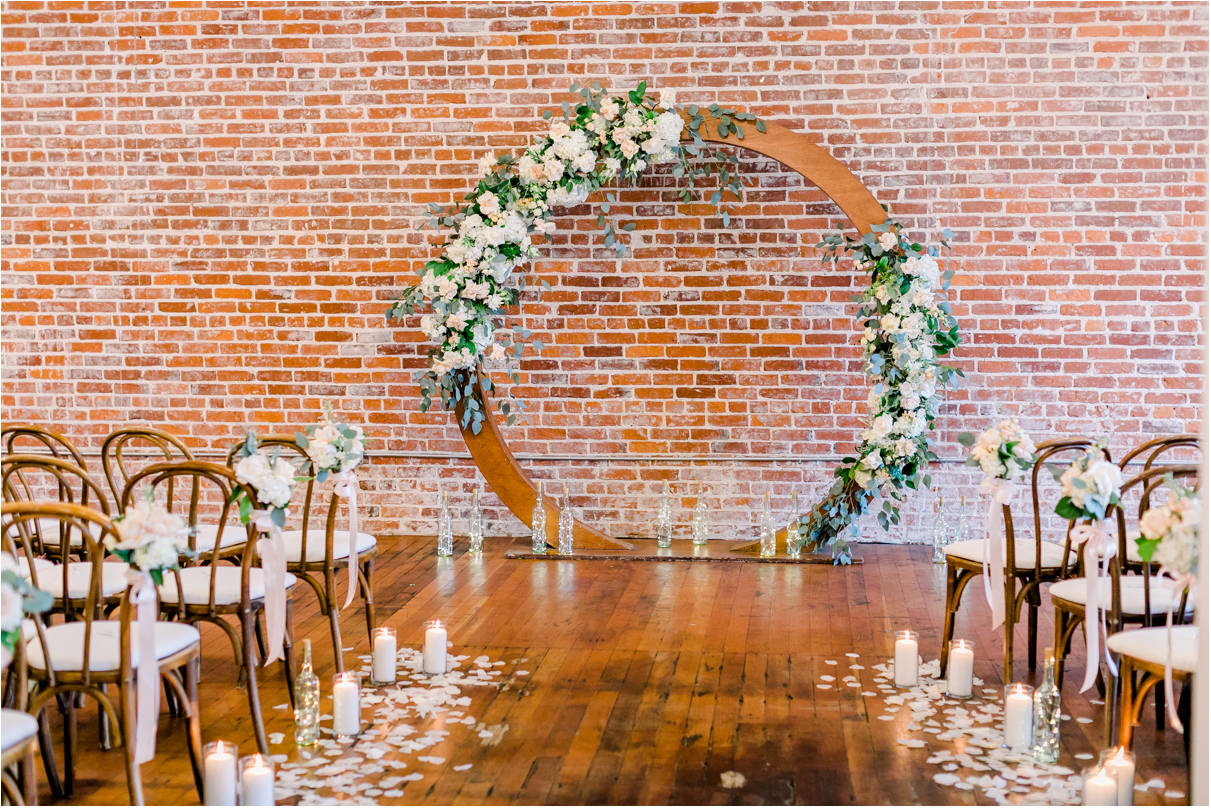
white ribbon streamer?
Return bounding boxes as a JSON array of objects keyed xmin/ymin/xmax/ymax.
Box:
[
  {"xmin": 1073, "ymin": 520, "xmax": 1117, "ymax": 692},
  {"xmin": 1162, "ymin": 575, "xmax": 1194, "ymax": 732},
  {"xmin": 332, "ymin": 470, "xmax": 360, "ymax": 609},
  {"xmin": 252, "ymin": 509, "xmax": 287, "ymax": 666},
  {"xmin": 125, "ymin": 569, "xmax": 158, "ymax": 765},
  {"xmin": 978, "ymin": 477, "xmax": 1013, "ymax": 629}
]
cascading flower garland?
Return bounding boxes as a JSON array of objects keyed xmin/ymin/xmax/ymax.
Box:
[{"xmin": 390, "ymin": 82, "xmax": 963, "ymax": 562}]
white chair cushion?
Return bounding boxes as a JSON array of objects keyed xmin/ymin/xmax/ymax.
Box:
[
  {"xmin": 6, "ymin": 517, "xmax": 85, "ymax": 546},
  {"xmin": 37, "ymin": 560, "xmax": 130, "ymax": 600},
  {"xmin": 0, "ymin": 709, "xmax": 38, "ymax": 752},
  {"xmin": 1106, "ymin": 626, "xmax": 1198, "ymax": 673},
  {"xmin": 281, "ymin": 529, "xmax": 376, "ymax": 563},
  {"xmin": 25, "ymin": 620, "xmax": 199, "ymax": 672},
  {"xmin": 1049, "ymin": 575, "xmax": 1193, "ymax": 616},
  {"xmin": 945, "ymin": 539, "xmax": 1071, "ymax": 569},
  {"xmin": 192, "ymin": 524, "xmax": 249, "ymax": 553},
  {"xmin": 17, "ymin": 555, "xmax": 55, "ymax": 581},
  {"xmin": 158, "ymin": 566, "xmax": 296, "ymax": 605}
]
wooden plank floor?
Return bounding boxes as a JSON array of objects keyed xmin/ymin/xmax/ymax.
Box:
[{"xmin": 39, "ymin": 539, "xmax": 1190, "ymax": 805}]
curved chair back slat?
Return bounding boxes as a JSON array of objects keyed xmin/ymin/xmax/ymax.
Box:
[
  {"xmin": 101, "ymin": 426, "xmax": 195, "ymax": 513},
  {"xmin": 1, "ymin": 425, "xmax": 89, "ymax": 470},
  {"xmin": 1014, "ymin": 438, "xmax": 1110, "ymax": 578},
  {"xmin": 2, "ymin": 454, "xmax": 111, "ymax": 561}
]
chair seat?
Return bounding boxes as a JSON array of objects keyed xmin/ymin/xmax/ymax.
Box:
[
  {"xmin": 1107, "ymin": 626, "xmax": 1198, "ymax": 673},
  {"xmin": 159, "ymin": 566, "xmax": 297, "ymax": 606},
  {"xmin": 17, "ymin": 555, "xmax": 56, "ymax": 581},
  {"xmin": 6, "ymin": 517, "xmax": 85, "ymax": 547},
  {"xmin": 192, "ymin": 524, "xmax": 249, "ymax": 553},
  {"xmin": 0, "ymin": 709, "xmax": 38, "ymax": 752},
  {"xmin": 37, "ymin": 560, "xmax": 130, "ymax": 600},
  {"xmin": 25, "ymin": 620, "xmax": 199, "ymax": 672},
  {"xmin": 281, "ymin": 529, "xmax": 377, "ymax": 563},
  {"xmin": 1050, "ymin": 575, "xmax": 1192, "ymax": 616},
  {"xmin": 945, "ymin": 538, "xmax": 1071, "ymax": 569}
]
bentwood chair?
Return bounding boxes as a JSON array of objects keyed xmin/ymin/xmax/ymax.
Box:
[
  {"xmin": 1050, "ymin": 465, "xmax": 1199, "ymax": 699},
  {"xmin": 225, "ymin": 438, "xmax": 378, "ymax": 672},
  {"xmin": 100, "ymin": 427, "xmax": 245, "ymax": 560},
  {"xmin": 4, "ymin": 502, "xmax": 203, "ymax": 806},
  {"xmin": 1108, "ymin": 625, "xmax": 1197, "ymax": 748},
  {"xmin": 0, "ymin": 427, "xmax": 88, "ymax": 472},
  {"xmin": 940, "ymin": 438, "xmax": 1101, "ymax": 684},
  {"xmin": 1117, "ymin": 435, "xmax": 1202, "ymax": 571},
  {"xmin": 2, "ymin": 630, "xmax": 40, "ymax": 806},
  {"xmin": 121, "ymin": 461, "xmax": 297, "ymax": 755}
]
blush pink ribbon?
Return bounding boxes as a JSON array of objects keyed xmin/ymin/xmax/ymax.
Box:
[
  {"xmin": 1161, "ymin": 574, "xmax": 1195, "ymax": 732},
  {"xmin": 332, "ymin": 470, "xmax": 360, "ymax": 610},
  {"xmin": 1073, "ymin": 520, "xmax": 1117, "ymax": 692},
  {"xmin": 125, "ymin": 568, "xmax": 158, "ymax": 765},
  {"xmin": 252, "ymin": 509, "xmax": 287, "ymax": 666},
  {"xmin": 978, "ymin": 477, "xmax": 1013, "ymax": 629}
]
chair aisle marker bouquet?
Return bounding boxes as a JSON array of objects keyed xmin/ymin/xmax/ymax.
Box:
[
  {"xmin": 1051, "ymin": 444, "xmax": 1123, "ymax": 692},
  {"xmin": 958, "ymin": 417, "xmax": 1037, "ymax": 629},
  {"xmin": 1, "ymin": 551, "xmax": 52, "ymax": 670},
  {"xmin": 233, "ymin": 432, "xmax": 297, "ymax": 665},
  {"xmin": 296, "ymin": 405, "xmax": 368, "ymax": 608},
  {"xmin": 108, "ymin": 491, "xmax": 191, "ymax": 763},
  {"xmin": 1135, "ymin": 481, "xmax": 1199, "ymax": 730}
]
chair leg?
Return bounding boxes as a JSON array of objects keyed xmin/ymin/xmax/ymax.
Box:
[
  {"xmin": 1117, "ymin": 660, "xmax": 1134, "ymax": 748},
  {"xmin": 1002, "ymin": 589, "xmax": 1015, "ymax": 685},
  {"xmin": 1054, "ymin": 611, "xmax": 1067, "ymax": 691},
  {"xmin": 327, "ymin": 599, "xmax": 345, "ymax": 674},
  {"xmin": 283, "ymin": 597, "xmax": 297, "ymax": 710},
  {"xmin": 184, "ymin": 656, "xmax": 204, "ymax": 801},
  {"xmin": 21, "ymin": 742, "xmax": 37, "ymax": 806},
  {"xmin": 36, "ymin": 709, "xmax": 63, "ymax": 800},
  {"xmin": 1153, "ymin": 683, "xmax": 1166, "ymax": 730},
  {"xmin": 253, "ymin": 611, "xmax": 268, "ymax": 663},
  {"xmin": 61, "ymin": 694, "xmax": 77, "ymax": 797},
  {"xmin": 99, "ymin": 683, "xmax": 115, "ymax": 751},
  {"xmin": 242, "ymin": 610, "xmax": 270, "ymax": 756},
  {"xmin": 361, "ymin": 557, "xmax": 376, "ymax": 637},
  {"xmin": 1104, "ymin": 665, "xmax": 1120, "ymax": 748},
  {"xmin": 940, "ymin": 564, "xmax": 959, "ymax": 678},
  {"xmin": 1027, "ymin": 599, "xmax": 1039, "ymax": 671},
  {"xmin": 120, "ymin": 678, "xmax": 144, "ymax": 806}
]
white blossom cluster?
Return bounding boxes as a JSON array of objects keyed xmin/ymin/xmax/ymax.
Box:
[
  {"xmin": 1057, "ymin": 447, "xmax": 1123, "ymax": 521},
  {"xmin": 412, "ymin": 86, "xmax": 686, "ymax": 380},
  {"xmin": 1, "ymin": 552, "xmax": 23, "ymax": 643},
  {"xmin": 300, "ymin": 405, "xmax": 366, "ymax": 478},
  {"xmin": 965, "ymin": 418, "xmax": 1037, "ymax": 480},
  {"xmin": 1138, "ymin": 485, "xmax": 1199, "ymax": 580},
  {"xmin": 108, "ymin": 496, "xmax": 190, "ymax": 573},
  {"xmin": 235, "ymin": 451, "xmax": 297, "ymax": 511}
]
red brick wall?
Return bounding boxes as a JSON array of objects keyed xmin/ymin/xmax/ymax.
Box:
[{"xmin": 2, "ymin": 2, "xmax": 1205, "ymax": 542}]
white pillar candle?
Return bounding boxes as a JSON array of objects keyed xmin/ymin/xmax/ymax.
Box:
[
  {"xmin": 947, "ymin": 639, "xmax": 975, "ymax": 698},
  {"xmin": 372, "ymin": 627, "xmax": 397, "ymax": 684},
  {"xmin": 1101, "ymin": 747, "xmax": 1135, "ymax": 805},
  {"xmin": 893, "ymin": 630, "xmax": 918, "ymax": 687},
  {"xmin": 203, "ymin": 741, "xmax": 237, "ymax": 806},
  {"xmin": 1002, "ymin": 683, "xmax": 1034, "ymax": 750},
  {"xmin": 332, "ymin": 673, "xmax": 361, "ymax": 737},
  {"xmin": 423, "ymin": 619, "xmax": 448, "ymax": 675},
  {"xmin": 1082, "ymin": 766, "xmax": 1118, "ymax": 806},
  {"xmin": 239, "ymin": 754, "xmax": 275, "ymax": 806}
]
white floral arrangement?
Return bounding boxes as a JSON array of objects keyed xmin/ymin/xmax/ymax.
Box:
[
  {"xmin": 800, "ymin": 221, "xmax": 962, "ymax": 562},
  {"xmin": 108, "ymin": 491, "xmax": 192, "ymax": 584},
  {"xmin": 1136, "ymin": 482, "xmax": 1199, "ymax": 581},
  {"xmin": 232, "ymin": 431, "xmax": 298, "ymax": 527},
  {"xmin": 1053, "ymin": 444, "xmax": 1123, "ymax": 522},
  {"xmin": 957, "ymin": 417, "xmax": 1038, "ymax": 481},
  {"xmin": 2, "ymin": 550, "xmax": 52, "ymax": 664},
  {"xmin": 294, "ymin": 405, "xmax": 367, "ymax": 482},
  {"xmin": 389, "ymin": 81, "xmax": 759, "ymax": 432}
]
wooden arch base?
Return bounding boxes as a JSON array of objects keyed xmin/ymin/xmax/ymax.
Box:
[{"xmin": 460, "ymin": 111, "xmax": 886, "ymax": 552}]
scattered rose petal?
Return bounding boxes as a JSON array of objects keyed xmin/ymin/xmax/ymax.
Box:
[{"xmin": 720, "ymin": 771, "xmax": 746, "ymax": 789}]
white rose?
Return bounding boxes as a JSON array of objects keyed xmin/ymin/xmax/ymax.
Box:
[
  {"xmin": 542, "ymin": 157, "xmax": 564, "ymax": 183},
  {"xmin": 602, "ymin": 157, "xmax": 621, "ymax": 177},
  {"xmin": 548, "ymin": 119, "xmax": 570, "ymax": 139},
  {"xmin": 1138, "ymin": 506, "xmax": 1173, "ymax": 541},
  {"xmin": 877, "ymin": 231, "xmax": 898, "ymax": 251},
  {"xmin": 476, "ymin": 191, "xmax": 501, "ymax": 218},
  {"xmin": 572, "ymin": 151, "xmax": 596, "ymax": 174},
  {"xmin": 600, "ymin": 97, "xmax": 619, "ymax": 120},
  {"xmin": 517, "ymin": 154, "xmax": 545, "ymax": 184},
  {"xmin": 1084, "ymin": 459, "xmax": 1123, "ymax": 502}
]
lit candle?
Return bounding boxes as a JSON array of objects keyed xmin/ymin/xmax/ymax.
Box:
[
  {"xmin": 423, "ymin": 619, "xmax": 447, "ymax": 675},
  {"xmin": 1100, "ymin": 747, "xmax": 1135, "ymax": 805},
  {"xmin": 1082, "ymin": 765, "xmax": 1118, "ymax": 806},
  {"xmin": 238, "ymin": 754, "xmax": 275, "ymax": 806},
  {"xmin": 893, "ymin": 630, "xmax": 918, "ymax": 687},
  {"xmin": 372, "ymin": 627, "xmax": 397, "ymax": 684},
  {"xmin": 947, "ymin": 639, "xmax": 974, "ymax": 698},
  {"xmin": 332, "ymin": 673, "xmax": 361, "ymax": 738},
  {"xmin": 1002, "ymin": 683, "xmax": 1034, "ymax": 750},
  {"xmin": 203, "ymin": 740, "xmax": 237, "ymax": 806}
]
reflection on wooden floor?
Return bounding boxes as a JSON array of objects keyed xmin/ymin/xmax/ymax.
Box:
[{"xmin": 50, "ymin": 540, "xmax": 1189, "ymax": 805}]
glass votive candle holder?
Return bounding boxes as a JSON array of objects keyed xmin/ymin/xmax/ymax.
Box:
[
  {"xmin": 332, "ymin": 671, "xmax": 361, "ymax": 740},
  {"xmin": 238, "ymin": 753, "xmax": 275, "ymax": 806},
  {"xmin": 1098, "ymin": 747, "xmax": 1135, "ymax": 805},
  {"xmin": 202, "ymin": 740, "xmax": 238, "ymax": 807},
  {"xmin": 946, "ymin": 639, "xmax": 975, "ymax": 698},
  {"xmin": 1002, "ymin": 683, "xmax": 1034, "ymax": 750},
  {"xmin": 422, "ymin": 619, "xmax": 448, "ymax": 675},
  {"xmin": 892, "ymin": 630, "xmax": 919, "ymax": 687},
  {"xmin": 1081, "ymin": 763, "xmax": 1118, "ymax": 806},
  {"xmin": 371, "ymin": 627, "xmax": 397, "ymax": 685}
]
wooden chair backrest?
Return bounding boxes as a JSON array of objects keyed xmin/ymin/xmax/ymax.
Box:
[{"xmin": 101, "ymin": 426, "xmax": 195, "ymax": 513}]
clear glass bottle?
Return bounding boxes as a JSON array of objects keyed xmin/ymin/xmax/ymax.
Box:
[
  {"xmin": 557, "ymin": 484, "xmax": 574, "ymax": 555},
  {"xmin": 786, "ymin": 491, "xmax": 802, "ymax": 559},
  {"xmin": 758, "ymin": 492, "xmax": 775, "ymax": 558},
  {"xmin": 656, "ymin": 480, "xmax": 673, "ymax": 548},
  {"xmin": 468, "ymin": 487, "xmax": 483, "ymax": 556},
  {"xmin": 293, "ymin": 639, "xmax": 320, "ymax": 746},
  {"xmin": 1031, "ymin": 647, "xmax": 1061, "ymax": 764},
  {"xmin": 931, "ymin": 494, "xmax": 949, "ymax": 564},
  {"xmin": 690, "ymin": 485, "xmax": 708, "ymax": 546},
  {"xmin": 436, "ymin": 490, "xmax": 453, "ymax": 556},
  {"xmin": 953, "ymin": 494, "xmax": 971, "ymax": 545},
  {"xmin": 531, "ymin": 480, "xmax": 548, "ymax": 554}
]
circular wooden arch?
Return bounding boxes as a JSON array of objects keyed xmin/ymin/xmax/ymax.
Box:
[{"xmin": 458, "ymin": 112, "xmax": 887, "ymax": 550}]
